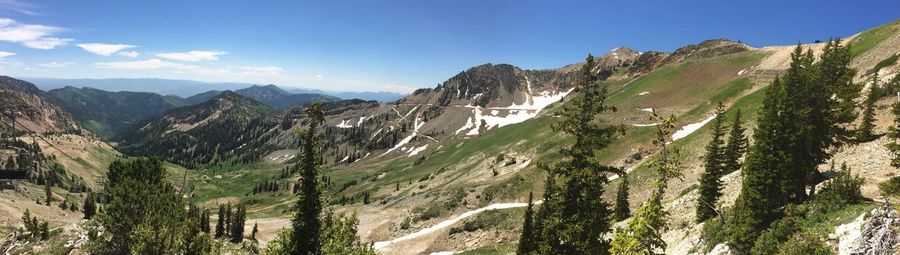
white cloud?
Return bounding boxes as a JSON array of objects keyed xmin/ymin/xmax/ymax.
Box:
[
  {"xmin": 0, "ymin": 18, "xmax": 72, "ymax": 49},
  {"xmin": 0, "ymin": 0, "xmax": 38, "ymax": 15},
  {"xmin": 156, "ymin": 50, "xmax": 226, "ymax": 62},
  {"xmin": 118, "ymin": 50, "xmax": 140, "ymax": 58},
  {"xmin": 240, "ymin": 66, "xmax": 282, "ymax": 75},
  {"xmin": 95, "ymin": 58, "xmax": 197, "ymax": 70},
  {"xmin": 38, "ymin": 61, "xmax": 72, "ymax": 68},
  {"xmin": 0, "ymin": 51, "xmax": 14, "ymax": 58},
  {"xmin": 314, "ymin": 74, "xmax": 324, "ymax": 81},
  {"xmin": 23, "ymin": 37, "xmax": 72, "ymax": 49},
  {"xmin": 77, "ymin": 43, "xmax": 136, "ymax": 56}
]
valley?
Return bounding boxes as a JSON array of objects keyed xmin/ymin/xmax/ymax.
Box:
[{"xmin": 0, "ymin": 12, "xmax": 898, "ymax": 255}]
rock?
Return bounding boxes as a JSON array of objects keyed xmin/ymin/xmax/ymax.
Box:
[{"xmin": 707, "ymin": 243, "xmax": 737, "ymax": 255}]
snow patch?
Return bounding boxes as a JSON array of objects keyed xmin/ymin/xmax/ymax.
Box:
[
  {"xmin": 336, "ymin": 119, "xmax": 353, "ymax": 128},
  {"xmin": 630, "ymin": 123, "xmax": 660, "ymax": 127},
  {"xmin": 638, "ymin": 91, "xmax": 649, "ymax": 96},
  {"xmin": 672, "ymin": 114, "xmax": 717, "ymax": 141},
  {"xmin": 737, "ymin": 69, "xmax": 747, "ymax": 76},
  {"xmin": 456, "ymin": 88, "xmax": 574, "ymax": 136},
  {"xmin": 641, "ymin": 108, "xmax": 654, "ymax": 112},
  {"xmin": 408, "ymin": 144, "xmax": 428, "ymax": 157},
  {"xmin": 373, "ymin": 200, "xmax": 544, "ymax": 250}
]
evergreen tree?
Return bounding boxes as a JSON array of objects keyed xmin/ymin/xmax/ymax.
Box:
[
  {"xmin": 93, "ymin": 158, "xmax": 211, "ymax": 254},
  {"xmin": 529, "ymin": 54, "xmax": 622, "ymax": 254},
  {"xmin": 516, "ymin": 192, "xmax": 536, "ymax": 255},
  {"xmin": 721, "ymin": 109, "xmax": 748, "ymax": 175},
  {"xmin": 82, "ymin": 192, "xmax": 96, "ymax": 219},
  {"xmin": 610, "ymin": 113, "xmax": 681, "ymax": 254},
  {"xmin": 215, "ymin": 204, "xmax": 226, "ymax": 238},
  {"xmin": 224, "ymin": 203, "xmax": 232, "ymax": 237},
  {"xmin": 696, "ymin": 103, "xmax": 727, "ymax": 223},
  {"xmin": 290, "ymin": 103, "xmax": 327, "ymax": 255},
  {"xmin": 44, "ymin": 184, "xmax": 51, "ymax": 206},
  {"xmin": 265, "ymin": 103, "xmax": 375, "ymax": 255},
  {"xmin": 201, "ymin": 210, "xmax": 211, "ymax": 233},
  {"xmin": 252, "ymin": 222, "xmax": 259, "ymax": 240},
  {"xmin": 857, "ymin": 73, "xmax": 879, "ymax": 142},
  {"xmin": 888, "ymin": 100, "xmax": 900, "ymax": 167},
  {"xmin": 230, "ymin": 204, "xmax": 246, "ymax": 243},
  {"xmin": 613, "ymin": 173, "xmax": 631, "ymax": 221},
  {"xmin": 729, "ymin": 76, "xmax": 791, "ymax": 252}
]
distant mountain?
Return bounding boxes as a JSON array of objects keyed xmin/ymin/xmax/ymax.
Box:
[
  {"xmin": 119, "ymin": 91, "xmax": 277, "ymax": 167},
  {"xmin": 0, "ymin": 76, "xmax": 82, "ymax": 134},
  {"xmin": 287, "ymin": 88, "xmax": 406, "ymax": 102},
  {"xmin": 24, "ymin": 77, "xmax": 407, "ymax": 102},
  {"xmin": 47, "ymin": 86, "xmax": 190, "ymax": 139},
  {"xmin": 185, "ymin": 85, "xmax": 341, "ymax": 110}
]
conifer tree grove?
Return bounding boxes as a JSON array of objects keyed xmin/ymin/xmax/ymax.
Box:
[
  {"xmin": 614, "ymin": 173, "xmax": 631, "ymax": 221},
  {"xmin": 610, "ymin": 113, "xmax": 681, "ymax": 254},
  {"xmin": 857, "ymin": 73, "xmax": 879, "ymax": 142},
  {"xmin": 729, "ymin": 39, "xmax": 859, "ymax": 252},
  {"xmin": 696, "ymin": 103, "xmax": 727, "ymax": 223},
  {"xmin": 529, "ymin": 54, "xmax": 622, "ymax": 254},
  {"xmin": 516, "ymin": 192, "xmax": 536, "ymax": 255}
]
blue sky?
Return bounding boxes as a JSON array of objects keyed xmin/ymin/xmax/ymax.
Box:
[{"xmin": 0, "ymin": 0, "xmax": 897, "ymax": 93}]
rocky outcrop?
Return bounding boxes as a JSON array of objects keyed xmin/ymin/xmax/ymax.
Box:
[
  {"xmin": 665, "ymin": 39, "xmax": 751, "ymax": 64},
  {"xmin": 628, "ymin": 51, "xmax": 669, "ymax": 77}
]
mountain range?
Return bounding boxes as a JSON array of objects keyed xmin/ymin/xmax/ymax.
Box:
[
  {"xmin": 22, "ymin": 77, "xmax": 407, "ymax": 102},
  {"xmin": 0, "ymin": 19, "xmax": 898, "ymax": 255}
]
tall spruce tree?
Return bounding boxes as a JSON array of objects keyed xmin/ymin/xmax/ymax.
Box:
[
  {"xmin": 264, "ymin": 103, "xmax": 374, "ymax": 255},
  {"xmin": 516, "ymin": 192, "xmax": 537, "ymax": 255},
  {"xmin": 721, "ymin": 109, "xmax": 748, "ymax": 175},
  {"xmin": 610, "ymin": 113, "xmax": 681, "ymax": 254},
  {"xmin": 215, "ymin": 204, "xmax": 226, "ymax": 238},
  {"xmin": 696, "ymin": 103, "xmax": 727, "ymax": 223},
  {"xmin": 613, "ymin": 173, "xmax": 631, "ymax": 221},
  {"xmin": 729, "ymin": 76, "xmax": 791, "ymax": 252},
  {"xmin": 530, "ymin": 54, "xmax": 622, "ymax": 254},
  {"xmin": 857, "ymin": 73, "xmax": 879, "ymax": 142},
  {"xmin": 82, "ymin": 192, "xmax": 96, "ymax": 219},
  {"xmin": 290, "ymin": 103, "xmax": 326, "ymax": 254}
]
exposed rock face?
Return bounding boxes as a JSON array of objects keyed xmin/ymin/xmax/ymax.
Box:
[
  {"xmin": 0, "ymin": 76, "xmax": 81, "ymax": 134},
  {"xmin": 665, "ymin": 39, "xmax": 752, "ymax": 64},
  {"xmin": 628, "ymin": 51, "xmax": 669, "ymax": 77}
]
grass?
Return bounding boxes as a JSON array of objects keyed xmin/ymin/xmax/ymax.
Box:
[{"xmin": 850, "ymin": 19, "xmax": 899, "ymax": 57}]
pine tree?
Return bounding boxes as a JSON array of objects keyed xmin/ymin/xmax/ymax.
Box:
[
  {"xmin": 252, "ymin": 222, "xmax": 259, "ymax": 240},
  {"xmin": 613, "ymin": 173, "xmax": 631, "ymax": 221},
  {"xmin": 729, "ymin": 76, "xmax": 791, "ymax": 252},
  {"xmin": 201, "ymin": 210, "xmax": 210, "ymax": 233},
  {"xmin": 290, "ymin": 103, "xmax": 326, "ymax": 255},
  {"xmin": 857, "ymin": 73, "xmax": 879, "ymax": 142},
  {"xmin": 224, "ymin": 203, "xmax": 232, "ymax": 238},
  {"xmin": 516, "ymin": 192, "xmax": 536, "ymax": 255},
  {"xmin": 230, "ymin": 204, "xmax": 246, "ymax": 243},
  {"xmin": 44, "ymin": 184, "xmax": 51, "ymax": 206},
  {"xmin": 82, "ymin": 192, "xmax": 96, "ymax": 219},
  {"xmin": 888, "ymin": 100, "xmax": 900, "ymax": 167},
  {"xmin": 721, "ymin": 109, "xmax": 747, "ymax": 175},
  {"xmin": 215, "ymin": 204, "xmax": 226, "ymax": 238},
  {"xmin": 696, "ymin": 103, "xmax": 727, "ymax": 223},
  {"xmin": 610, "ymin": 113, "xmax": 681, "ymax": 254},
  {"xmin": 530, "ymin": 54, "xmax": 623, "ymax": 254}
]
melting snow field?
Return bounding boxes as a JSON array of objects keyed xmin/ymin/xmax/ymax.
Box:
[
  {"xmin": 372, "ymin": 201, "xmax": 543, "ymax": 250},
  {"xmin": 455, "ymin": 88, "xmax": 574, "ymax": 136},
  {"xmin": 672, "ymin": 114, "xmax": 717, "ymax": 140}
]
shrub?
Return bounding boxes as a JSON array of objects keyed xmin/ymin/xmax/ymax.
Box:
[
  {"xmin": 879, "ymin": 176, "xmax": 900, "ymax": 196},
  {"xmin": 776, "ymin": 232, "xmax": 832, "ymax": 255},
  {"xmin": 700, "ymin": 215, "xmax": 729, "ymax": 253},
  {"xmin": 814, "ymin": 164, "xmax": 863, "ymax": 213}
]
